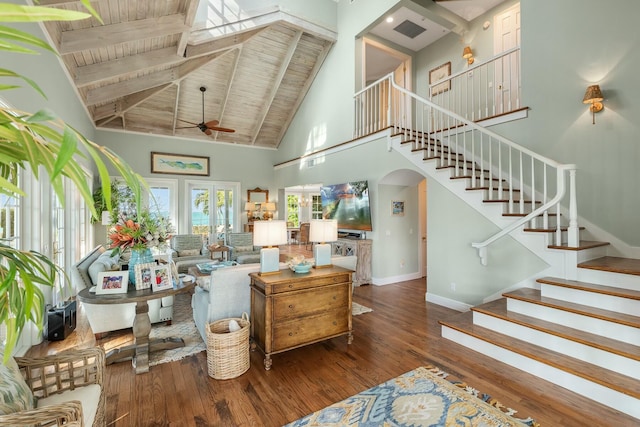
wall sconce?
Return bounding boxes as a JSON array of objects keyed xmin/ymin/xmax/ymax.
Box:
[
  {"xmin": 583, "ymin": 84, "xmax": 604, "ymax": 124},
  {"xmin": 309, "ymin": 219, "xmax": 338, "ymax": 268},
  {"xmin": 462, "ymin": 46, "xmax": 474, "ymax": 65},
  {"xmin": 253, "ymin": 220, "xmax": 287, "ymax": 275}
]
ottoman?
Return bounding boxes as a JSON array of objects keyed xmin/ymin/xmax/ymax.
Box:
[{"xmin": 236, "ymin": 254, "xmax": 261, "ymax": 264}]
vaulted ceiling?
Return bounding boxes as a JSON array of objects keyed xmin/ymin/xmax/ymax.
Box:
[{"xmin": 39, "ymin": 0, "xmax": 336, "ymax": 149}]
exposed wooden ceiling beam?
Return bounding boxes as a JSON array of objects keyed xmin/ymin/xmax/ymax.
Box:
[
  {"xmin": 213, "ymin": 48, "xmax": 242, "ymax": 137},
  {"xmin": 94, "ymin": 84, "xmax": 174, "ymax": 125},
  {"xmin": 276, "ymin": 40, "xmax": 333, "ymax": 144},
  {"xmin": 251, "ymin": 30, "xmax": 302, "ymax": 145},
  {"xmin": 177, "ymin": 0, "xmax": 200, "ymax": 57},
  {"xmin": 184, "ymin": 27, "xmax": 265, "ymax": 58},
  {"xmin": 74, "ymin": 47, "xmax": 183, "ymax": 88},
  {"xmin": 85, "ymin": 52, "xmax": 225, "ymax": 106},
  {"xmin": 59, "ymin": 14, "xmax": 189, "ymax": 54}
]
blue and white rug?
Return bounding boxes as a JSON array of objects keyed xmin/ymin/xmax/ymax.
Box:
[
  {"xmin": 285, "ymin": 366, "xmax": 537, "ymax": 427},
  {"xmin": 149, "ymin": 293, "xmax": 205, "ymax": 366}
]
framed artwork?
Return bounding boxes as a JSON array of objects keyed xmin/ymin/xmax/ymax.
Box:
[
  {"xmin": 151, "ymin": 264, "xmax": 173, "ymax": 292},
  {"xmin": 134, "ymin": 262, "xmax": 156, "ymax": 290},
  {"xmin": 429, "ymin": 62, "xmax": 451, "ymax": 96},
  {"xmin": 96, "ymin": 271, "xmax": 129, "ymax": 294},
  {"xmin": 391, "ymin": 200, "xmax": 405, "ymax": 217},
  {"xmin": 150, "ymin": 152, "xmax": 210, "ymax": 176}
]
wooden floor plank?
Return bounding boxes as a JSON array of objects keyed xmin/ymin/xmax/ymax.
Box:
[{"xmin": 26, "ymin": 270, "xmax": 639, "ymax": 426}]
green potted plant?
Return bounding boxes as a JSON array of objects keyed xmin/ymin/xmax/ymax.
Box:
[{"xmin": 0, "ymin": 2, "xmax": 145, "ymax": 361}]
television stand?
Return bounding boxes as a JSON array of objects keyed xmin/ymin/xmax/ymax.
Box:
[{"xmin": 331, "ymin": 238, "xmax": 372, "ymax": 286}]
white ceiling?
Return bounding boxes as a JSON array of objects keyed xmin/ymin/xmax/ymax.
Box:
[
  {"xmin": 369, "ymin": 7, "xmax": 451, "ymax": 52},
  {"xmin": 436, "ymin": 0, "xmax": 506, "ymax": 22}
]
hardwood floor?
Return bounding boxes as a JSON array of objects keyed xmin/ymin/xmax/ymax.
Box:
[{"xmin": 27, "ymin": 259, "xmax": 639, "ymax": 426}]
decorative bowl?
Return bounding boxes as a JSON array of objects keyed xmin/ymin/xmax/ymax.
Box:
[{"xmin": 291, "ymin": 262, "xmax": 312, "ymax": 274}]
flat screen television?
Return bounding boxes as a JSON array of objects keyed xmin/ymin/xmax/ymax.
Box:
[{"xmin": 321, "ymin": 180, "xmax": 372, "ymax": 231}]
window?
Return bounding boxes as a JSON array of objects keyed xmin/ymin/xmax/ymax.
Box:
[
  {"xmin": 287, "ymin": 194, "xmax": 299, "ymax": 227},
  {"xmin": 145, "ymin": 179, "xmax": 178, "ymax": 231},
  {"xmin": 0, "ymin": 168, "xmax": 20, "ymax": 248},
  {"xmin": 186, "ymin": 181, "xmax": 239, "ymax": 245},
  {"xmin": 311, "ymin": 194, "xmax": 322, "ymax": 219}
]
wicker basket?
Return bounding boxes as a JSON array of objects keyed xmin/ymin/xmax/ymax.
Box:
[{"xmin": 206, "ymin": 312, "xmax": 250, "ymax": 379}]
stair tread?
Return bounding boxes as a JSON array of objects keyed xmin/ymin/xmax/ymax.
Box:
[
  {"xmin": 523, "ymin": 226, "xmax": 585, "ymax": 233},
  {"xmin": 537, "ymin": 276, "xmax": 640, "ymax": 300},
  {"xmin": 504, "ymin": 288, "xmax": 640, "ymax": 328},
  {"xmin": 473, "ymin": 298, "xmax": 640, "ymax": 361},
  {"xmin": 548, "ymin": 240, "xmax": 610, "ymax": 250},
  {"xmin": 440, "ymin": 312, "xmax": 640, "ymax": 399},
  {"xmin": 578, "ymin": 256, "xmax": 640, "ymax": 277}
]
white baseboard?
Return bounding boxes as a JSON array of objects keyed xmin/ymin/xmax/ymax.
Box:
[
  {"xmin": 426, "ymin": 292, "xmax": 472, "ymax": 312},
  {"xmin": 372, "ymin": 271, "xmax": 422, "ymax": 286}
]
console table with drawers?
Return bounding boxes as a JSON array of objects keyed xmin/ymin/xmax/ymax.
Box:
[
  {"xmin": 249, "ymin": 266, "xmax": 353, "ymax": 370},
  {"xmin": 331, "ymin": 238, "xmax": 372, "ymax": 286}
]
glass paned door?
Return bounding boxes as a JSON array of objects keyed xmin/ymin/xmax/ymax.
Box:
[{"xmin": 188, "ymin": 182, "xmax": 238, "ymax": 246}]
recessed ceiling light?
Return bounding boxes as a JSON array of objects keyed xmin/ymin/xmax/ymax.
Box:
[{"xmin": 386, "ymin": 16, "xmax": 394, "ymax": 23}]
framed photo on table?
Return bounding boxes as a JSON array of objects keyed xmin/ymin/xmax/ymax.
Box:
[
  {"xmin": 96, "ymin": 271, "xmax": 128, "ymax": 294},
  {"xmin": 429, "ymin": 62, "xmax": 451, "ymax": 96},
  {"xmin": 151, "ymin": 264, "xmax": 173, "ymax": 292},
  {"xmin": 134, "ymin": 262, "xmax": 156, "ymax": 290}
]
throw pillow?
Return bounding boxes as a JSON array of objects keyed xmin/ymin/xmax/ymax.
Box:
[
  {"xmin": 0, "ymin": 353, "xmax": 35, "ymax": 415},
  {"xmin": 178, "ymin": 249, "xmax": 200, "ymax": 257},
  {"xmin": 88, "ymin": 259, "xmax": 110, "ymax": 286},
  {"xmin": 235, "ymin": 245, "xmax": 253, "ymax": 253}
]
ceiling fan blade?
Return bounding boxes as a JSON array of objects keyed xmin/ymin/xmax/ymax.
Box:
[
  {"xmin": 204, "ymin": 120, "xmax": 220, "ymax": 128},
  {"xmin": 208, "ymin": 126, "xmax": 236, "ymax": 133},
  {"xmin": 204, "ymin": 128, "xmax": 213, "ymax": 136}
]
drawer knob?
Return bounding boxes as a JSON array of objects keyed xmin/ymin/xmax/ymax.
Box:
[
  {"xmin": 289, "ymin": 332, "xmax": 293, "ymax": 336},
  {"xmin": 288, "ymin": 304, "xmax": 294, "ymax": 309},
  {"xmin": 333, "ymin": 321, "xmax": 337, "ymax": 325},
  {"xmin": 288, "ymin": 284, "xmax": 293, "ymax": 289}
]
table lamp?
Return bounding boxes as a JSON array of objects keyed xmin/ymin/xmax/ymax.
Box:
[
  {"xmin": 244, "ymin": 202, "xmax": 255, "ymax": 221},
  {"xmin": 262, "ymin": 202, "xmax": 276, "ymax": 220},
  {"xmin": 309, "ymin": 219, "xmax": 338, "ymax": 268},
  {"xmin": 253, "ymin": 220, "xmax": 287, "ymax": 275}
]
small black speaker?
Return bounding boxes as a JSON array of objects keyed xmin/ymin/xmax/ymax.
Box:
[{"xmin": 46, "ymin": 300, "xmax": 77, "ymax": 341}]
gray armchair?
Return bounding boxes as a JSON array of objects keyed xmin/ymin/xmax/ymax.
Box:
[
  {"xmin": 170, "ymin": 234, "xmax": 211, "ymax": 273},
  {"xmin": 225, "ymin": 232, "xmax": 261, "ymax": 261}
]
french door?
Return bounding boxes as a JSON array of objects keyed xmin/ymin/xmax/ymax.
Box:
[{"xmin": 187, "ymin": 181, "xmax": 239, "ymax": 246}]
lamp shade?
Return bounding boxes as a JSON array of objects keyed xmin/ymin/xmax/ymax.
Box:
[
  {"xmin": 253, "ymin": 220, "xmax": 287, "ymax": 247},
  {"xmin": 244, "ymin": 202, "xmax": 255, "ymax": 211},
  {"xmin": 462, "ymin": 46, "xmax": 473, "ymax": 59},
  {"xmin": 309, "ymin": 219, "xmax": 338, "ymax": 243},
  {"xmin": 583, "ymin": 85, "xmax": 603, "ymax": 103},
  {"xmin": 263, "ymin": 202, "xmax": 276, "ymax": 211}
]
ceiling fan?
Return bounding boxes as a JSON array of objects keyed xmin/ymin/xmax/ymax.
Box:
[{"xmin": 176, "ymin": 86, "xmax": 235, "ymax": 135}]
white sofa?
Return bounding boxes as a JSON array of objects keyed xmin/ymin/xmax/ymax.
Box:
[
  {"xmin": 71, "ymin": 245, "xmax": 173, "ymax": 338},
  {"xmin": 191, "ymin": 256, "xmax": 357, "ymax": 341}
]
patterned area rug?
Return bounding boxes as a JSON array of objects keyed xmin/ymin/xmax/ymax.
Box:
[
  {"xmin": 352, "ymin": 302, "xmax": 373, "ymax": 316},
  {"xmin": 149, "ymin": 293, "xmax": 205, "ymax": 366},
  {"xmin": 285, "ymin": 366, "xmax": 538, "ymax": 427}
]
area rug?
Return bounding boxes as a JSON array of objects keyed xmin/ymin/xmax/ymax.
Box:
[
  {"xmin": 352, "ymin": 302, "xmax": 373, "ymax": 316},
  {"xmin": 149, "ymin": 293, "xmax": 205, "ymax": 366},
  {"xmin": 285, "ymin": 365, "xmax": 538, "ymax": 427}
]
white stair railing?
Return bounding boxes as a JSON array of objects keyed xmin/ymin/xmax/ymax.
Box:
[
  {"xmin": 429, "ymin": 47, "xmax": 521, "ymax": 122},
  {"xmin": 353, "ymin": 73, "xmax": 578, "ymax": 265}
]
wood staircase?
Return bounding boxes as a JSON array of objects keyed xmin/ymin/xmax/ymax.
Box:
[{"xmin": 395, "ymin": 131, "xmax": 640, "ymax": 419}]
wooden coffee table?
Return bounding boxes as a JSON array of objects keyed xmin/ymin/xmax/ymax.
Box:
[{"xmin": 77, "ymin": 280, "xmax": 195, "ymax": 374}]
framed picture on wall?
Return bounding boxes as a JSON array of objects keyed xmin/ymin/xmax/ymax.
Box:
[
  {"xmin": 150, "ymin": 152, "xmax": 210, "ymax": 176},
  {"xmin": 429, "ymin": 62, "xmax": 451, "ymax": 96},
  {"xmin": 391, "ymin": 200, "xmax": 405, "ymax": 216}
]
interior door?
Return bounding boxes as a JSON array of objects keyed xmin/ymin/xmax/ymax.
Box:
[{"xmin": 493, "ymin": 3, "xmax": 521, "ymax": 114}]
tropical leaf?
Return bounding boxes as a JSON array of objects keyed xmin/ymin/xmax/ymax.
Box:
[
  {"xmin": 0, "ymin": 24, "xmax": 56, "ymax": 53},
  {"xmin": 0, "ymin": 4, "xmax": 90, "ymax": 22}
]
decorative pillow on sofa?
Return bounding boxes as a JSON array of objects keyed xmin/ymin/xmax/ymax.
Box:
[
  {"xmin": 88, "ymin": 251, "xmax": 120, "ymax": 286},
  {"xmin": 178, "ymin": 249, "xmax": 200, "ymax": 257},
  {"xmin": 235, "ymin": 245, "xmax": 253, "ymax": 252},
  {"xmin": 0, "ymin": 352, "xmax": 35, "ymax": 415}
]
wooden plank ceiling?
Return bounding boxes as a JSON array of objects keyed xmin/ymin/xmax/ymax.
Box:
[{"xmin": 39, "ymin": 0, "xmax": 336, "ymax": 149}]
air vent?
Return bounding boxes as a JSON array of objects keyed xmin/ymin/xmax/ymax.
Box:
[{"xmin": 393, "ymin": 20, "xmax": 426, "ymax": 39}]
